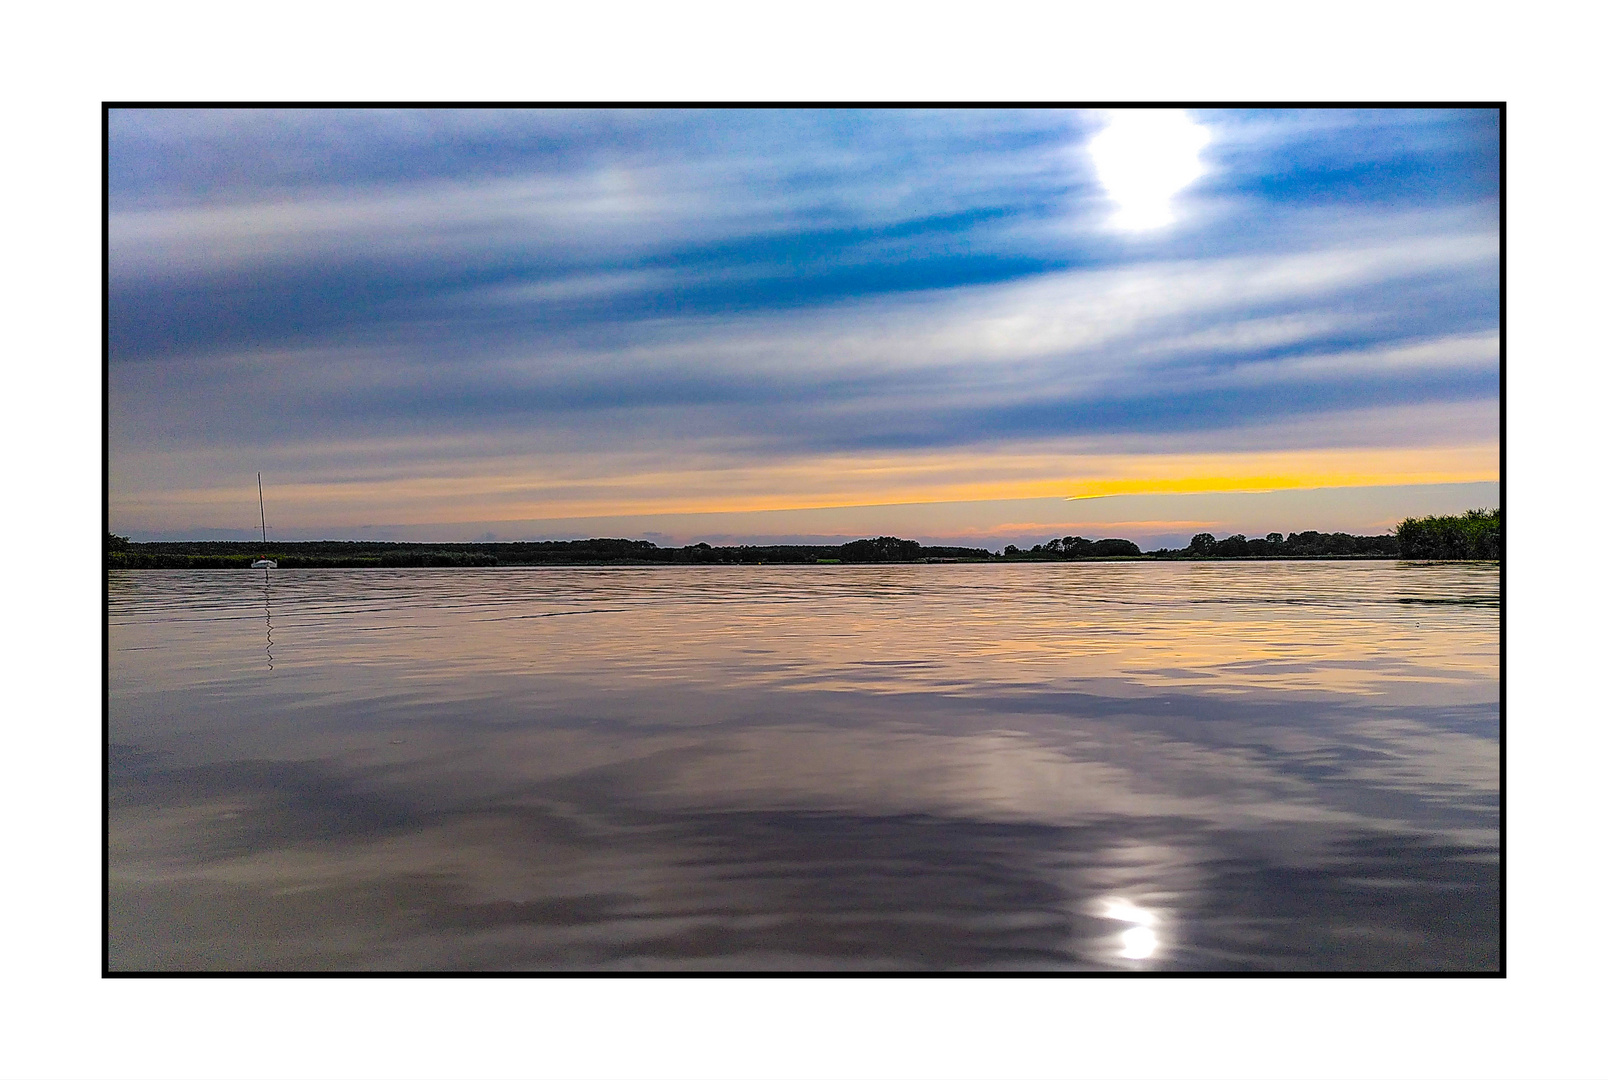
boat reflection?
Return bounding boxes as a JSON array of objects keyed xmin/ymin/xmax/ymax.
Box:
[{"xmin": 261, "ymin": 568, "xmax": 273, "ymax": 671}]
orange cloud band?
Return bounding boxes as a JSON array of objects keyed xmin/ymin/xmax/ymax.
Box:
[{"xmin": 113, "ymin": 443, "xmax": 1499, "ymax": 531}]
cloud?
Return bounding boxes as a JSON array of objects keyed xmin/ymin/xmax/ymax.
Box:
[
  {"xmin": 111, "ymin": 228, "xmax": 1496, "ymax": 453},
  {"xmin": 108, "ymin": 108, "xmax": 1091, "ymax": 283},
  {"xmin": 107, "ymin": 109, "xmax": 1500, "ymax": 538}
]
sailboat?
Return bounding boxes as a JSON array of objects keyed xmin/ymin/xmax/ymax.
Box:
[{"xmin": 251, "ymin": 473, "xmax": 277, "ymax": 570}]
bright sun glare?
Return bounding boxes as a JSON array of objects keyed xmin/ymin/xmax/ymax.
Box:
[
  {"xmin": 1101, "ymin": 897, "xmax": 1161, "ymax": 960},
  {"xmin": 1088, "ymin": 109, "xmax": 1210, "ymax": 231}
]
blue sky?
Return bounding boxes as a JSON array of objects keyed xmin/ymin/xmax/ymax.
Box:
[{"xmin": 108, "ymin": 107, "xmax": 1499, "ymax": 548}]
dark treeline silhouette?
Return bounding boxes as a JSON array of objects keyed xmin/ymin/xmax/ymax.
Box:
[
  {"xmin": 1145, "ymin": 507, "xmax": 1501, "ymax": 560},
  {"xmin": 104, "ymin": 535, "xmax": 994, "ymax": 569},
  {"xmin": 1395, "ymin": 508, "xmax": 1502, "ymax": 560},
  {"xmin": 106, "ymin": 509, "xmax": 1502, "ymax": 569},
  {"xmin": 1149, "ymin": 530, "xmax": 1401, "ymax": 559},
  {"xmin": 1003, "ymin": 536, "xmax": 1143, "ymax": 559}
]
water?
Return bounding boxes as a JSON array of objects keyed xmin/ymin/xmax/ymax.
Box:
[{"xmin": 107, "ymin": 562, "xmax": 1500, "ymax": 971}]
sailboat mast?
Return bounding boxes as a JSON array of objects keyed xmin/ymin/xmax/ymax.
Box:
[{"xmin": 258, "ymin": 472, "xmax": 267, "ymax": 547}]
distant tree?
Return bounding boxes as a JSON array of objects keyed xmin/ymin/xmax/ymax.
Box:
[
  {"xmin": 1004, "ymin": 544, "xmax": 1021, "ymax": 555},
  {"xmin": 1266, "ymin": 533, "xmax": 1283, "ymax": 545},
  {"xmin": 840, "ymin": 536, "xmax": 922, "ymax": 562},
  {"xmin": 1188, "ymin": 533, "xmax": 1217, "ymax": 555},
  {"xmin": 1024, "ymin": 535, "xmax": 1140, "ymax": 559},
  {"xmin": 107, "ymin": 533, "xmax": 129, "ymax": 552},
  {"xmin": 1089, "ymin": 538, "xmax": 1141, "ymax": 557},
  {"xmin": 1397, "ymin": 508, "xmax": 1501, "ymax": 559}
]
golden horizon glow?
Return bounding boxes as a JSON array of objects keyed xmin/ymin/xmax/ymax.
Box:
[{"xmin": 111, "ymin": 441, "xmax": 1498, "ymax": 534}]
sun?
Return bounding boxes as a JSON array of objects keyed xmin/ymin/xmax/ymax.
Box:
[{"xmin": 1087, "ymin": 109, "xmax": 1210, "ymax": 231}]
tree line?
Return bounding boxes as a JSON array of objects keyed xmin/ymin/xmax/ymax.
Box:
[
  {"xmin": 105, "ymin": 509, "xmax": 1501, "ymax": 569},
  {"xmin": 102, "ymin": 535, "xmax": 996, "ymax": 569},
  {"xmin": 1003, "ymin": 537, "xmax": 1142, "ymax": 558},
  {"xmin": 1142, "ymin": 508, "xmax": 1500, "ymax": 560},
  {"xmin": 1154, "ymin": 530, "xmax": 1401, "ymax": 558},
  {"xmin": 1395, "ymin": 508, "xmax": 1502, "ymax": 559}
]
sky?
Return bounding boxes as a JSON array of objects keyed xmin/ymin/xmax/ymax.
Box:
[{"xmin": 108, "ymin": 107, "xmax": 1500, "ymax": 550}]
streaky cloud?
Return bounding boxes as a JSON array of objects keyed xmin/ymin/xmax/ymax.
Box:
[{"xmin": 108, "ymin": 108, "xmax": 1500, "ymax": 539}]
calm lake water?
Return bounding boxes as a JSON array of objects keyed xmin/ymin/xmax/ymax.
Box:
[{"xmin": 108, "ymin": 562, "xmax": 1499, "ymax": 972}]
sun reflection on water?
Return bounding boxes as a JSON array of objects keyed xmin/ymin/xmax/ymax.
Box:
[
  {"xmin": 1100, "ymin": 897, "xmax": 1161, "ymax": 961},
  {"xmin": 107, "ymin": 563, "xmax": 1499, "ymax": 971},
  {"xmin": 1120, "ymin": 925, "xmax": 1158, "ymax": 959}
]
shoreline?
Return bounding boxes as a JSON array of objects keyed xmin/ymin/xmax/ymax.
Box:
[
  {"xmin": 105, "ymin": 513, "xmax": 1500, "ymax": 568},
  {"xmin": 105, "ymin": 554, "xmax": 1497, "ymax": 570}
]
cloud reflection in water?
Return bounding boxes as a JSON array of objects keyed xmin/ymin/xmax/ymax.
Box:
[{"xmin": 108, "ymin": 562, "xmax": 1499, "ymax": 970}]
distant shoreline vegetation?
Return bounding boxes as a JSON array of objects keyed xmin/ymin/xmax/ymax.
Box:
[{"xmin": 105, "ymin": 510, "xmax": 1500, "ymax": 568}]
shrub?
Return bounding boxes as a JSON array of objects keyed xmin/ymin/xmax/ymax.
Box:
[{"xmin": 1396, "ymin": 509, "xmax": 1502, "ymax": 560}]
